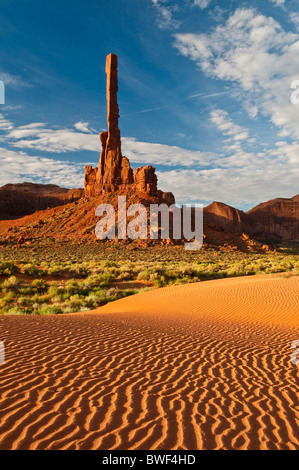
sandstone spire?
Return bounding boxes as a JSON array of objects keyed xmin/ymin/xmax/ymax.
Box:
[
  {"xmin": 106, "ymin": 54, "xmax": 121, "ymax": 153},
  {"xmin": 84, "ymin": 53, "xmax": 175, "ymax": 205},
  {"xmin": 97, "ymin": 54, "xmax": 122, "ymax": 188}
]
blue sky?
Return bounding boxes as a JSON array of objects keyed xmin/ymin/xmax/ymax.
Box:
[{"xmin": 0, "ymin": 0, "xmax": 299, "ymax": 210}]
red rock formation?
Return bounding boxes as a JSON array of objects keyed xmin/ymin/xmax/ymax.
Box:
[
  {"xmin": 246, "ymin": 195, "xmax": 299, "ymax": 241},
  {"xmin": 121, "ymin": 157, "xmax": 133, "ymax": 185},
  {"xmin": 133, "ymin": 165, "xmax": 157, "ymax": 196},
  {"xmin": 203, "ymin": 196, "xmax": 299, "ymax": 242},
  {"xmin": 84, "ymin": 53, "xmax": 174, "ymax": 204},
  {"xmin": 204, "ymin": 202, "xmax": 247, "ymax": 235},
  {"xmin": 0, "ymin": 183, "xmax": 83, "ymax": 221}
]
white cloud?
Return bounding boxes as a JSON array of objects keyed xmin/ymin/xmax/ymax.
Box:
[
  {"xmin": 74, "ymin": 122, "xmax": 93, "ymax": 133},
  {"xmin": 157, "ymin": 145, "xmax": 299, "ymax": 207},
  {"xmin": 210, "ymin": 109, "xmax": 249, "ymax": 142},
  {"xmin": 174, "ymin": 7, "xmax": 299, "ymax": 139},
  {"xmin": 7, "ymin": 123, "xmax": 100, "ymax": 153},
  {"xmin": 193, "ymin": 0, "xmax": 211, "ymax": 9},
  {"xmin": 269, "ymin": 0, "xmax": 285, "ymax": 7},
  {"xmin": 0, "ymin": 113, "xmax": 298, "ymax": 208},
  {"xmin": 0, "ymin": 113, "xmax": 14, "ymax": 131},
  {"xmin": 0, "ymin": 72, "xmax": 29, "ymax": 89},
  {"xmin": 0, "ymin": 147, "xmax": 84, "ymax": 188},
  {"xmin": 151, "ymin": 0, "xmax": 180, "ymax": 29},
  {"xmin": 122, "ymin": 137, "xmax": 212, "ymax": 167},
  {"xmin": 290, "ymin": 12, "xmax": 299, "ymax": 31},
  {"xmin": 2, "ymin": 118, "xmax": 212, "ymax": 167}
]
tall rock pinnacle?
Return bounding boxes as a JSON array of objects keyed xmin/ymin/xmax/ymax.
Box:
[
  {"xmin": 97, "ymin": 53, "xmax": 122, "ymax": 188},
  {"xmin": 106, "ymin": 54, "xmax": 121, "ymax": 152},
  {"xmin": 84, "ymin": 53, "xmax": 175, "ymax": 205}
]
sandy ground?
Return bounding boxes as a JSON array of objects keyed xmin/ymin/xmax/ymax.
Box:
[{"xmin": 0, "ymin": 274, "xmax": 298, "ymax": 450}]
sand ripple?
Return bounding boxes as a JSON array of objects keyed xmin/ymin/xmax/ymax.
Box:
[{"xmin": 0, "ymin": 275, "xmax": 298, "ymax": 450}]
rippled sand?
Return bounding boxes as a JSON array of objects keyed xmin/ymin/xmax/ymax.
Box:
[{"xmin": 0, "ymin": 275, "xmax": 298, "ymax": 450}]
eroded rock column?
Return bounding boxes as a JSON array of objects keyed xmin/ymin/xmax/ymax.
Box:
[{"xmin": 101, "ymin": 53, "xmax": 122, "ymax": 187}]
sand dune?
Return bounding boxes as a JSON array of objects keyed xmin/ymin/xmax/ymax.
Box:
[{"xmin": 0, "ymin": 274, "xmax": 298, "ymax": 450}]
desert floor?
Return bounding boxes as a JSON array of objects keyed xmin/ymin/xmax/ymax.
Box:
[{"xmin": 0, "ymin": 274, "xmax": 298, "ymax": 450}]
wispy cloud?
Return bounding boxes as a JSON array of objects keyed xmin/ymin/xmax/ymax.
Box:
[
  {"xmin": 157, "ymin": 150, "xmax": 299, "ymax": 207},
  {"xmin": 0, "ymin": 116, "xmax": 213, "ymax": 168},
  {"xmin": 174, "ymin": 7, "xmax": 299, "ymax": 139},
  {"xmin": 122, "ymin": 137, "xmax": 212, "ymax": 167},
  {"xmin": 290, "ymin": 12, "xmax": 299, "ymax": 31},
  {"xmin": 0, "ymin": 113, "xmax": 14, "ymax": 131},
  {"xmin": 74, "ymin": 122, "xmax": 94, "ymax": 133},
  {"xmin": 122, "ymin": 105, "xmax": 166, "ymax": 117},
  {"xmin": 6, "ymin": 122, "xmax": 100, "ymax": 153},
  {"xmin": 193, "ymin": 0, "xmax": 211, "ymax": 9},
  {"xmin": 0, "ymin": 146, "xmax": 84, "ymax": 188},
  {"xmin": 269, "ymin": 0, "xmax": 285, "ymax": 7},
  {"xmin": 210, "ymin": 109, "xmax": 249, "ymax": 142},
  {"xmin": 187, "ymin": 91, "xmax": 228, "ymax": 100},
  {"xmin": 151, "ymin": 0, "xmax": 181, "ymax": 30},
  {"xmin": 0, "ymin": 111, "xmax": 298, "ymax": 208},
  {"xmin": 0, "ymin": 72, "xmax": 30, "ymax": 89}
]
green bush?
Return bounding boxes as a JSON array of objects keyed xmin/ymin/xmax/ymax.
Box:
[
  {"xmin": 1, "ymin": 276, "xmax": 20, "ymax": 290},
  {"xmin": 38, "ymin": 305, "xmax": 63, "ymax": 315},
  {"xmin": 31, "ymin": 279, "xmax": 47, "ymax": 290},
  {"xmin": 0, "ymin": 262, "xmax": 20, "ymax": 276},
  {"xmin": 24, "ymin": 264, "xmax": 47, "ymax": 277},
  {"xmin": 66, "ymin": 280, "xmax": 81, "ymax": 295},
  {"xmin": 2, "ymin": 291, "xmax": 14, "ymax": 305},
  {"xmin": 4, "ymin": 307, "xmax": 25, "ymax": 315},
  {"xmin": 83, "ymin": 273, "xmax": 114, "ymax": 289}
]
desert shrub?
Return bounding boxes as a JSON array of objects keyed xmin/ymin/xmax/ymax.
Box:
[
  {"xmin": 105, "ymin": 287, "xmax": 120, "ymax": 302},
  {"xmin": 48, "ymin": 265, "xmax": 69, "ymax": 277},
  {"xmin": 69, "ymin": 265, "xmax": 91, "ymax": 278},
  {"xmin": 4, "ymin": 307, "xmax": 25, "ymax": 315},
  {"xmin": 17, "ymin": 296, "xmax": 32, "ymax": 306},
  {"xmin": 137, "ymin": 270, "xmax": 151, "ymax": 281},
  {"xmin": 19, "ymin": 287, "xmax": 32, "ymax": 295},
  {"xmin": 24, "ymin": 264, "xmax": 47, "ymax": 277},
  {"xmin": 105, "ymin": 287, "xmax": 119, "ymax": 297},
  {"xmin": 83, "ymin": 273, "xmax": 114, "ymax": 289},
  {"xmin": 31, "ymin": 279, "xmax": 47, "ymax": 291},
  {"xmin": 118, "ymin": 288, "xmax": 138, "ymax": 297},
  {"xmin": 92, "ymin": 289, "xmax": 107, "ymax": 303},
  {"xmin": 38, "ymin": 305, "xmax": 63, "ymax": 315},
  {"xmin": 118, "ymin": 271, "xmax": 134, "ymax": 280},
  {"xmin": 178, "ymin": 265, "xmax": 196, "ymax": 276},
  {"xmin": 0, "ymin": 262, "xmax": 20, "ymax": 276},
  {"xmin": 1, "ymin": 276, "xmax": 20, "ymax": 290},
  {"xmin": 47, "ymin": 283, "xmax": 60, "ymax": 297},
  {"xmin": 2, "ymin": 291, "xmax": 14, "ymax": 305},
  {"xmin": 84, "ymin": 293, "xmax": 101, "ymax": 309},
  {"xmin": 66, "ymin": 280, "xmax": 81, "ymax": 295},
  {"xmin": 67, "ymin": 294, "xmax": 84, "ymax": 308},
  {"xmin": 31, "ymin": 294, "xmax": 49, "ymax": 304},
  {"xmin": 132, "ymin": 264, "xmax": 147, "ymax": 274}
]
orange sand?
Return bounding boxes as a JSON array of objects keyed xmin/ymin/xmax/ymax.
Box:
[{"xmin": 0, "ymin": 274, "xmax": 298, "ymax": 450}]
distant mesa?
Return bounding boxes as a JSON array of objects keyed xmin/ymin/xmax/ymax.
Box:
[
  {"xmin": 204, "ymin": 195, "xmax": 299, "ymax": 242},
  {"xmin": 84, "ymin": 53, "xmax": 175, "ymax": 205},
  {"xmin": 0, "ymin": 183, "xmax": 83, "ymax": 221}
]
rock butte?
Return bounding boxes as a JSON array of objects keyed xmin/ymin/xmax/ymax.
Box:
[{"xmin": 84, "ymin": 53, "xmax": 175, "ymax": 205}]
